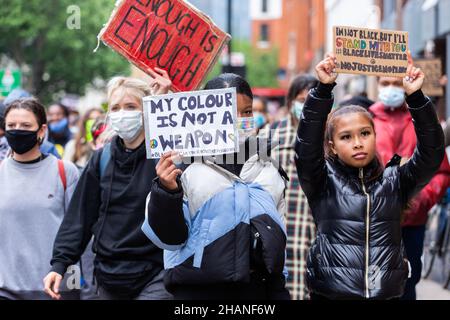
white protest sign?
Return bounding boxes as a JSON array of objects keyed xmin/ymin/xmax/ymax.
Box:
[{"xmin": 143, "ymin": 88, "xmax": 239, "ymax": 159}]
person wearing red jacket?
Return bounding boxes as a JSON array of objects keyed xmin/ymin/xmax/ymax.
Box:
[{"xmin": 370, "ymin": 75, "xmax": 450, "ymax": 300}]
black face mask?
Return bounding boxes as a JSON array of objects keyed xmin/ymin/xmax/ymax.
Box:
[{"xmin": 5, "ymin": 129, "xmax": 40, "ymax": 155}]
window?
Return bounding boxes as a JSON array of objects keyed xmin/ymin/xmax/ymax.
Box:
[
  {"xmin": 260, "ymin": 24, "xmax": 269, "ymax": 42},
  {"xmin": 262, "ymin": 0, "xmax": 268, "ymax": 13},
  {"xmin": 250, "ymin": 0, "xmax": 281, "ymax": 20}
]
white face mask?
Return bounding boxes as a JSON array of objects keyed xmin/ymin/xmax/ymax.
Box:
[
  {"xmin": 109, "ymin": 110, "xmax": 143, "ymax": 142},
  {"xmin": 292, "ymin": 101, "xmax": 304, "ymax": 120},
  {"xmin": 378, "ymin": 86, "xmax": 405, "ymax": 108},
  {"xmin": 237, "ymin": 117, "xmax": 256, "ymax": 145}
]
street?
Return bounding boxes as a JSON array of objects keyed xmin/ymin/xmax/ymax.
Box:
[
  {"xmin": 417, "ymin": 255, "xmax": 450, "ymax": 300},
  {"xmin": 417, "ymin": 279, "xmax": 450, "ymax": 300}
]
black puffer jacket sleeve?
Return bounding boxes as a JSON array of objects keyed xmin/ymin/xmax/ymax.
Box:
[
  {"xmin": 294, "ymin": 82, "xmax": 336, "ymax": 202},
  {"xmin": 400, "ymin": 89, "xmax": 445, "ymax": 203},
  {"xmin": 142, "ymin": 178, "xmax": 188, "ymax": 250}
]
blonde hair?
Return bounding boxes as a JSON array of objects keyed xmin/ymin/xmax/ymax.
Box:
[{"xmin": 106, "ymin": 76, "xmax": 152, "ymax": 107}]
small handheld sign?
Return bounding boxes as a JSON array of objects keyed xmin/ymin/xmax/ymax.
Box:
[
  {"xmin": 143, "ymin": 88, "xmax": 239, "ymax": 159},
  {"xmin": 333, "ymin": 26, "xmax": 409, "ymax": 77}
]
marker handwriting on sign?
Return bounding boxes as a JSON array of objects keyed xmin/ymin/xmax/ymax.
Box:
[
  {"xmin": 151, "ymin": 93, "xmax": 234, "ymax": 128},
  {"xmin": 158, "ymin": 129, "xmax": 229, "ymax": 150},
  {"xmin": 150, "ymin": 92, "xmax": 233, "ymax": 113},
  {"xmin": 333, "ymin": 26, "xmax": 409, "ymax": 77},
  {"xmin": 100, "ymin": 0, "xmax": 230, "ymax": 92},
  {"xmin": 143, "ymin": 88, "xmax": 238, "ymax": 158}
]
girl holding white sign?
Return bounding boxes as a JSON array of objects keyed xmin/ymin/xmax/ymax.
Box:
[
  {"xmin": 44, "ymin": 68, "xmax": 174, "ymax": 300},
  {"xmin": 142, "ymin": 73, "xmax": 291, "ymax": 300}
]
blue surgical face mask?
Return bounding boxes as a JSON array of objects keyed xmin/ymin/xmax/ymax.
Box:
[
  {"xmin": 49, "ymin": 118, "xmax": 69, "ymax": 134},
  {"xmin": 237, "ymin": 117, "xmax": 255, "ymax": 144},
  {"xmin": 292, "ymin": 101, "xmax": 304, "ymax": 120},
  {"xmin": 253, "ymin": 112, "xmax": 266, "ymax": 129},
  {"xmin": 378, "ymin": 86, "xmax": 405, "ymax": 108}
]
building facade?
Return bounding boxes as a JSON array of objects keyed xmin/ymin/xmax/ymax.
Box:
[
  {"xmin": 378, "ymin": 0, "xmax": 450, "ymax": 118},
  {"xmin": 325, "ymin": 0, "xmax": 380, "ymax": 101},
  {"xmin": 188, "ymin": 0, "xmax": 252, "ymax": 41},
  {"xmin": 251, "ymin": 0, "xmax": 326, "ymax": 87}
]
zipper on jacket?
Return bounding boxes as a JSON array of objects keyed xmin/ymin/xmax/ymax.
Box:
[
  {"xmin": 253, "ymin": 232, "xmax": 260, "ymax": 249},
  {"xmin": 359, "ymin": 168, "xmax": 370, "ymax": 299}
]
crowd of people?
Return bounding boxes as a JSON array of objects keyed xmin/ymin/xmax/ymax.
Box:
[{"xmin": 0, "ymin": 53, "xmax": 449, "ymax": 300}]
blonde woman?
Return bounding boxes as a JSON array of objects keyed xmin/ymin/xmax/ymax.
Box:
[{"xmin": 44, "ymin": 69, "xmax": 173, "ymax": 300}]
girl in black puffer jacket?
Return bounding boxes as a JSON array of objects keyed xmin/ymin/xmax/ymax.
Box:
[{"xmin": 295, "ymin": 53, "xmax": 445, "ymax": 300}]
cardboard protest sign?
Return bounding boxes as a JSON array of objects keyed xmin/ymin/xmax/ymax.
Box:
[
  {"xmin": 333, "ymin": 26, "xmax": 409, "ymax": 77},
  {"xmin": 98, "ymin": 0, "xmax": 231, "ymax": 92},
  {"xmin": 143, "ymin": 88, "xmax": 239, "ymax": 158},
  {"xmin": 414, "ymin": 59, "xmax": 444, "ymax": 97}
]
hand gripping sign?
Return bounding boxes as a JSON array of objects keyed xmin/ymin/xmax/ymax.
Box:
[
  {"xmin": 98, "ymin": 0, "xmax": 231, "ymax": 92},
  {"xmin": 333, "ymin": 26, "xmax": 409, "ymax": 77},
  {"xmin": 143, "ymin": 88, "xmax": 239, "ymax": 159}
]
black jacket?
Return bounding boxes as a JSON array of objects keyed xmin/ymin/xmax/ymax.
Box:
[
  {"xmin": 51, "ymin": 136, "xmax": 163, "ymax": 293},
  {"xmin": 295, "ymin": 83, "xmax": 444, "ymax": 299}
]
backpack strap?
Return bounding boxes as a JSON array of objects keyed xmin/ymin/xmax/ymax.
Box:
[
  {"xmin": 99, "ymin": 143, "xmax": 111, "ymax": 179},
  {"xmin": 57, "ymin": 159, "xmax": 67, "ymax": 192}
]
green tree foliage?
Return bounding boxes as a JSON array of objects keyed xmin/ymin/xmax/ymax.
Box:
[
  {"xmin": 0, "ymin": 0, "xmax": 130, "ymax": 102},
  {"xmin": 205, "ymin": 39, "xmax": 280, "ymax": 88},
  {"xmin": 234, "ymin": 40, "xmax": 279, "ymax": 88}
]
